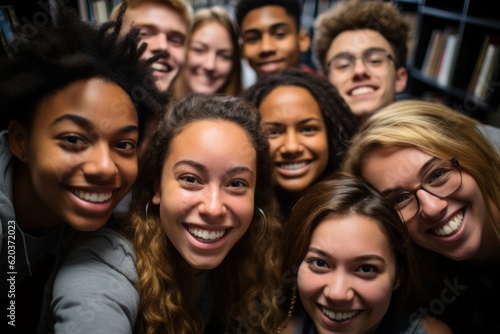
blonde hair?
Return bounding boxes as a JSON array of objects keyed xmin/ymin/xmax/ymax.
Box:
[
  {"xmin": 343, "ymin": 99, "xmax": 500, "ymax": 242},
  {"xmin": 111, "ymin": 0, "xmax": 194, "ymax": 30},
  {"xmin": 173, "ymin": 6, "xmax": 242, "ymax": 99}
]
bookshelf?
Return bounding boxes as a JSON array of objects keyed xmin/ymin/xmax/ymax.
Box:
[{"xmin": 396, "ymin": 0, "xmax": 500, "ymax": 124}]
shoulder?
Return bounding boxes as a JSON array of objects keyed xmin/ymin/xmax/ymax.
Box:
[
  {"xmin": 51, "ymin": 227, "xmax": 138, "ymax": 333},
  {"xmin": 420, "ymin": 317, "xmax": 453, "ymax": 334}
]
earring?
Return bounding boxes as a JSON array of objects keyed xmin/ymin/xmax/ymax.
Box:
[
  {"xmin": 276, "ymin": 287, "xmax": 297, "ymax": 334},
  {"xmin": 256, "ymin": 207, "xmax": 267, "ymax": 242},
  {"xmin": 145, "ymin": 201, "xmax": 150, "ymax": 221}
]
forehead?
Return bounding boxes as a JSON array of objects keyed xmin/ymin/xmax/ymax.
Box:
[
  {"xmin": 327, "ymin": 29, "xmax": 393, "ymax": 58},
  {"xmin": 241, "ymin": 6, "xmax": 297, "ymax": 33},
  {"xmin": 123, "ymin": 3, "xmax": 188, "ymax": 33},
  {"xmin": 259, "ymin": 85, "xmax": 323, "ymax": 121},
  {"xmin": 191, "ymin": 22, "xmax": 232, "ymax": 48}
]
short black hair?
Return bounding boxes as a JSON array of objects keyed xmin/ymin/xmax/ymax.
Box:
[
  {"xmin": 0, "ymin": 1, "xmax": 168, "ymax": 141},
  {"xmin": 235, "ymin": 0, "xmax": 303, "ymax": 31}
]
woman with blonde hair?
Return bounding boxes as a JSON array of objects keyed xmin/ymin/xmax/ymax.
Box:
[
  {"xmin": 342, "ymin": 99, "xmax": 500, "ymax": 333},
  {"xmin": 173, "ymin": 6, "xmax": 242, "ymax": 98}
]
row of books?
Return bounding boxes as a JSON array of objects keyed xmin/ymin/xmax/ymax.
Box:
[
  {"xmin": 0, "ymin": 5, "xmax": 21, "ymax": 58},
  {"xmin": 468, "ymin": 34, "xmax": 500, "ymax": 102},
  {"xmin": 78, "ymin": 0, "xmax": 120, "ymax": 24},
  {"xmin": 421, "ymin": 27, "xmax": 459, "ymax": 87}
]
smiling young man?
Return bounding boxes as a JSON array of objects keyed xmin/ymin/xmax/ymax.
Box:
[
  {"xmin": 313, "ymin": 0, "xmax": 409, "ymax": 123},
  {"xmin": 235, "ymin": 0, "xmax": 314, "ymax": 79}
]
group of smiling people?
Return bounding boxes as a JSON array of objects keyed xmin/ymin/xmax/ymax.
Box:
[{"xmin": 1, "ymin": 0, "xmax": 499, "ymax": 333}]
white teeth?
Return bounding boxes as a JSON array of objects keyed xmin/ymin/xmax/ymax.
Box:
[
  {"xmin": 188, "ymin": 227, "xmax": 226, "ymax": 241},
  {"xmin": 279, "ymin": 162, "xmax": 307, "ymax": 170},
  {"xmin": 351, "ymin": 86, "xmax": 374, "ymax": 96},
  {"xmin": 151, "ymin": 63, "xmax": 168, "ymax": 72},
  {"xmin": 73, "ymin": 189, "xmax": 112, "ymax": 203},
  {"xmin": 434, "ymin": 212, "xmax": 463, "ymax": 236},
  {"xmin": 322, "ymin": 307, "xmax": 359, "ymax": 321}
]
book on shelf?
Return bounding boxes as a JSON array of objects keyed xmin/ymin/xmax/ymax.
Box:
[
  {"xmin": 405, "ymin": 11, "xmax": 418, "ymax": 65},
  {"xmin": 436, "ymin": 32, "xmax": 459, "ymax": 86},
  {"xmin": 472, "ymin": 36, "xmax": 500, "ymax": 100},
  {"xmin": 0, "ymin": 6, "xmax": 18, "ymax": 57},
  {"xmin": 421, "ymin": 27, "xmax": 458, "ymax": 80},
  {"xmin": 468, "ymin": 35, "xmax": 492, "ymax": 93}
]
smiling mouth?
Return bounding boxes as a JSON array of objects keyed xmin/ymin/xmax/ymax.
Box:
[
  {"xmin": 71, "ymin": 189, "xmax": 113, "ymax": 203},
  {"xmin": 187, "ymin": 226, "xmax": 227, "ymax": 242},
  {"xmin": 322, "ymin": 307, "xmax": 360, "ymax": 321},
  {"xmin": 350, "ymin": 86, "xmax": 375, "ymax": 96},
  {"xmin": 432, "ymin": 211, "xmax": 464, "ymax": 236},
  {"xmin": 151, "ymin": 62, "xmax": 171, "ymax": 73},
  {"xmin": 276, "ymin": 161, "xmax": 309, "ymax": 170}
]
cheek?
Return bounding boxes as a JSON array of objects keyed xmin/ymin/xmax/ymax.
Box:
[
  {"xmin": 218, "ymin": 60, "xmax": 233, "ymax": 76},
  {"xmin": 297, "ymin": 263, "xmax": 317, "ymax": 296}
]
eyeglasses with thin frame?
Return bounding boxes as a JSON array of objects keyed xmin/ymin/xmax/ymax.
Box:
[
  {"xmin": 326, "ymin": 48, "xmax": 397, "ymax": 80},
  {"xmin": 385, "ymin": 158, "xmax": 462, "ymax": 222}
]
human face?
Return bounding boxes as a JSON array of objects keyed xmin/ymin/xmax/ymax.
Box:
[
  {"xmin": 152, "ymin": 120, "xmax": 257, "ymax": 272},
  {"xmin": 298, "ymin": 214, "xmax": 398, "ymax": 333},
  {"xmin": 184, "ymin": 21, "xmax": 234, "ymax": 94},
  {"xmin": 123, "ymin": 3, "xmax": 188, "ymax": 92},
  {"xmin": 326, "ymin": 29, "xmax": 407, "ymax": 120},
  {"xmin": 240, "ymin": 6, "xmax": 309, "ymax": 78},
  {"xmin": 14, "ymin": 78, "xmax": 138, "ymax": 231},
  {"xmin": 259, "ymin": 86, "xmax": 328, "ymax": 193},
  {"xmin": 361, "ymin": 147, "xmax": 486, "ymax": 261}
]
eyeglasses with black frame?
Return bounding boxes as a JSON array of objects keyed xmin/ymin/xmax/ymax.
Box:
[
  {"xmin": 326, "ymin": 48, "xmax": 397, "ymax": 80},
  {"xmin": 385, "ymin": 158, "xmax": 462, "ymax": 222}
]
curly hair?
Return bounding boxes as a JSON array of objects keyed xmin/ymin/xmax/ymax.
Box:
[
  {"xmin": 280, "ymin": 172, "xmax": 427, "ymax": 327},
  {"xmin": 173, "ymin": 5, "xmax": 242, "ymax": 98},
  {"xmin": 0, "ymin": 1, "xmax": 168, "ymax": 142},
  {"xmin": 313, "ymin": 0, "xmax": 410, "ymax": 75},
  {"xmin": 123, "ymin": 93, "xmax": 284, "ymax": 333},
  {"xmin": 235, "ymin": 0, "xmax": 303, "ymax": 31},
  {"xmin": 343, "ymin": 99, "xmax": 500, "ymax": 244},
  {"xmin": 242, "ymin": 68, "xmax": 359, "ymax": 216}
]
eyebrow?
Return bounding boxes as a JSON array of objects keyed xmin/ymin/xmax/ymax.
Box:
[
  {"xmin": 263, "ymin": 117, "xmax": 322, "ymax": 126},
  {"xmin": 50, "ymin": 114, "xmax": 139, "ymax": 134},
  {"xmin": 173, "ymin": 160, "xmax": 255, "ymax": 176},
  {"xmin": 380, "ymin": 157, "xmax": 439, "ymax": 196},
  {"xmin": 308, "ymin": 247, "xmax": 386, "ymax": 263},
  {"xmin": 242, "ymin": 22, "xmax": 291, "ymax": 36}
]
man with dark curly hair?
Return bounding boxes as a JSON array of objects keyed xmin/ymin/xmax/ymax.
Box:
[
  {"xmin": 313, "ymin": 0, "xmax": 410, "ymax": 123},
  {"xmin": 235, "ymin": 0, "xmax": 315, "ymax": 80},
  {"xmin": 0, "ymin": 2, "xmax": 166, "ymax": 332}
]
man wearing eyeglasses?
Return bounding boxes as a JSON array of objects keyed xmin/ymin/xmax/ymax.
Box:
[{"xmin": 313, "ymin": 0, "xmax": 409, "ymax": 123}]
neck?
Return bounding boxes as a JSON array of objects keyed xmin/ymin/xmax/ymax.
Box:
[{"xmin": 13, "ymin": 160, "xmax": 63, "ymax": 231}]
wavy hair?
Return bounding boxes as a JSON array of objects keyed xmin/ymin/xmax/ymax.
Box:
[
  {"xmin": 242, "ymin": 68, "xmax": 358, "ymax": 217},
  {"xmin": 123, "ymin": 93, "xmax": 283, "ymax": 333},
  {"xmin": 281, "ymin": 172, "xmax": 425, "ymax": 327},
  {"xmin": 313, "ymin": 0, "xmax": 410, "ymax": 75},
  {"xmin": 0, "ymin": 1, "xmax": 167, "ymax": 141},
  {"xmin": 173, "ymin": 6, "xmax": 242, "ymax": 98},
  {"xmin": 343, "ymin": 99, "xmax": 500, "ymax": 242}
]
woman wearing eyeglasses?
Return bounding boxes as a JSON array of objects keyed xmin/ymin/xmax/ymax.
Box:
[{"xmin": 342, "ymin": 99, "xmax": 500, "ymax": 333}]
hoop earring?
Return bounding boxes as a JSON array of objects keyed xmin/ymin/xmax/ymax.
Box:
[
  {"xmin": 145, "ymin": 201, "xmax": 150, "ymax": 222},
  {"xmin": 256, "ymin": 207, "xmax": 267, "ymax": 242}
]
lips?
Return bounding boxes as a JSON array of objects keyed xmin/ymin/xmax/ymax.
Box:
[
  {"xmin": 70, "ymin": 188, "xmax": 113, "ymax": 203},
  {"xmin": 432, "ymin": 210, "xmax": 464, "ymax": 236},
  {"xmin": 187, "ymin": 225, "xmax": 227, "ymax": 243}
]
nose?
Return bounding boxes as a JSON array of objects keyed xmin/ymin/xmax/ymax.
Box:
[
  {"xmin": 416, "ymin": 189, "xmax": 447, "ymax": 219},
  {"xmin": 260, "ymin": 33, "xmax": 276, "ymax": 54},
  {"xmin": 82, "ymin": 144, "xmax": 118, "ymax": 181},
  {"xmin": 279, "ymin": 132, "xmax": 303, "ymax": 154},
  {"xmin": 323, "ymin": 272, "xmax": 355, "ymax": 302},
  {"xmin": 202, "ymin": 52, "xmax": 217, "ymax": 71},
  {"xmin": 148, "ymin": 33, "xmax": 168, "ymax": 52},
  {"xmin": 198, "ymin": 185, "xmax": 226, "ymax": 219},
  {"xmin": 352, "ymin": 57, "xmax": 368, "ymax": 75}
]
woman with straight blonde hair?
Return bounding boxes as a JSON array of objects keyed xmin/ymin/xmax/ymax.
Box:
[
  {"xmin": 173, "ymin": 6, "xmax": 242, "ymax": 99},
  {"xmin": 342, "ymin": 99, "xmax": 500, "ymax": 333}
]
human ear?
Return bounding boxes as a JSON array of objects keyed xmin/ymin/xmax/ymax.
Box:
[
  {"xmin": 152, "ymin": 179, "xmax": 161, "ymax": 205},
  {"xmin": 395, "ymin": 67, "xmax": 408, "ymax": 93},
  {"xmin": 393, "ymin": 278, "xmax": 401, "ymax": 290},
  {"xmin": 298, "ymin": 29, "xmax": 311, "ymax": 53},
  {"xmin": 8, "ymin": 120, "xmax": 28, "ymax": 163}
]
